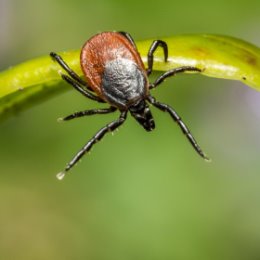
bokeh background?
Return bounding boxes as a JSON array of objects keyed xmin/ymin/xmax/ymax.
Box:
[{"xmin": 0, "ymin": 0, "xmax": 260, "ymax": 259}]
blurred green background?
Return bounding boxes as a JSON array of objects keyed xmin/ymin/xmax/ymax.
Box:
[{"xmin": 1, "ymin": 0, "xmax": 260, "ymax": 259}]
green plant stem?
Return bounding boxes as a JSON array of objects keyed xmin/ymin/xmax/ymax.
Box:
[{"xmin": 0, "ymin": 34, "xmax": 260, "ymax": 121}]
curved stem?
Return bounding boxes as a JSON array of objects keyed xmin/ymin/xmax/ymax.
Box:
[{"xmin": 0, "ymin": 34, "xmax": 260, "ymax": 121}]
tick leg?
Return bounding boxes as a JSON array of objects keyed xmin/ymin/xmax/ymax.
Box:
[
  {"xmin": 149, "ymin": 66, "xmax": 201, "ymax": 90},
  {"xmin": 118, "ymin": 31, "xmax": 137, "ymax": 49},
  {"xmin": 59, "ymin": 106, "xmax": 117, "ymax": 121},
  {"xmin": 61, "ymin": 74, "xmax": 105, "ymax": 103},
  {"xmin": 147, "ymin": 95, "xmax": 210, "ymax": 161},
  {"xmin": 50, "ymin": 52, "xmax": 88, "ymax": 86},
  {"xmin": 147, "ymin": 40, "xmax": 168, "ymax": 75},
  {"xmin": 56, "ymin": 111, "xmax": 127, "ymax": 179}
]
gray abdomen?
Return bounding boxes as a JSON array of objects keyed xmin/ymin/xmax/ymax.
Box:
[{"xmin": 101, "ymin": 58, "xmax": 147, "ymax": 109}]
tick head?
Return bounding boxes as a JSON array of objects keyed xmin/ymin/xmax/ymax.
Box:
[{"xmin": 129, "ymin": 99, "xmax": 155, "ymax": 131}]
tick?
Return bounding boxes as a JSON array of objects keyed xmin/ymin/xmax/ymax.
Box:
[{"xmin": 50, "ymin": 31, "xmax": 209, "ymax": 179}]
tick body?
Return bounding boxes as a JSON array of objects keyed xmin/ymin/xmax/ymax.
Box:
[
  {"xmin": 81, "ymin": 33, "xmax": 149, "ymax": 110},
  {"xmin": 50, "ymin": 31, "xmax": 209, "ymax": 179}
]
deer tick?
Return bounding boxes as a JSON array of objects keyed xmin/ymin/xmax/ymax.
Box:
[{"xmin": 50, "ymin": 31, "xmax": 209, "ymax": 179}]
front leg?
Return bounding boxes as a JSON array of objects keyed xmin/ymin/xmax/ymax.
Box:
[
  {"xmin": 56, "ymin": 111, "xmax": 127, "ymax": 180},
  {"xmin": 147, "ymin": 95, "xmax": 209, "ymax": 161}
]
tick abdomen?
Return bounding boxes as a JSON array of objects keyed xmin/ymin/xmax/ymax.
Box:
[
  {"xmin": 80, "ymin": 32, "xmax": 148, "ymax": 106},
  {"xmin": 101, "ymin": 58, "xmax": 147, "ymax": 109}
]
